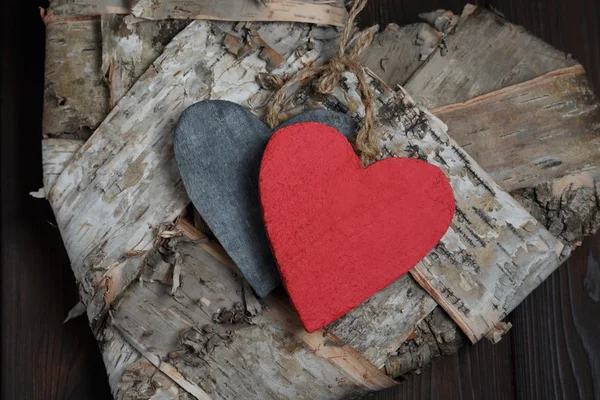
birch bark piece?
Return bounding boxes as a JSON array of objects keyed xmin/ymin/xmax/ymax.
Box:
[
  {"xmin": 360, "ymin": 23, "xmax": 434, "ymax": 88},
  {"xmin": 113, "ymin": 240, "xmax": 391, "ymax": 399},
  {"xmin": 43, "ymin": 18, "xmax": 108, "ymax": 139},
  {"xmin": 42, "ymin": 138, "xmax": 84, "ymax": 191},
  {"xmin": 101, "ymin": 15, "xmax": 190, "ymax": 108},
  {"xmin": 48, "ymin": 21, "xmax": 236, "ymax": 320},
  {"xmin": 404, "ymin": 7, "xmax": 578, "ymax": 109},
  {"xmin": 130, "ymin": 0, "xmax": 347, "ymax": 27},
  {"xmin": 432, "ymin": 65, "xmax": 600, "ymax": 192}
]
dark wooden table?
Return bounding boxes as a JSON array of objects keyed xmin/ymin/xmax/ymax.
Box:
[{"xmin": 2, "ymin": 1, "xmax": 599, "ymax": 399}]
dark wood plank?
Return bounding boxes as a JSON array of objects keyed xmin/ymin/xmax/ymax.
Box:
[
  {"xmin": 509, "ymin": 233, "xmax": 600, "ymax": 400},
  {"xmin": 366, "ymin": 336, "xmax": 515, "ymax": 400},
  {"xmin": 1, "ymin": 0, "xmax": 112, "ymax": 399}
]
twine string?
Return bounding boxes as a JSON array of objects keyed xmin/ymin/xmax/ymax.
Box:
[{"xmin": 265, "ymin": 0, "xmax": 380, "ymax": 165}]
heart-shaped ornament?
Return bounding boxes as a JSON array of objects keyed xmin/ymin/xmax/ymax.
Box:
[
  {"xmin": 259, "ymin": 122, "xmax": 455, "ymax": 332},
  {"xmin": 174, "ymin": 100, "xmax": 356, "ymax": 298}
]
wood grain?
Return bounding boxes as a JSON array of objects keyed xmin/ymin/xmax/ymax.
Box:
[
  {"xmin": 47, "ymin": 0, "xmax": 129, "ymax": 16},
  {"xmin": 491, "ymin": 0, "xmax": 600, "ymax": 97},
  {"xmin": 508, "ymin": 231, "xmax": 600, "ymax": 400},
  {"xmin": 42, "ymin": 17, "xmax": 108, "ymax": 140},
  {"xmin": 1, "ymin": 1, "xmax": 111, "ymax": 398},
  {"xmin": 375, "ymin": 336, "xmax": 514, "ymax": 400}
]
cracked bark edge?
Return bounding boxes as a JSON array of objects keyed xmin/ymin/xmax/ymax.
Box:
[
  {"xmin": 512, "ymin": 173, "xmax": 600, "ymax": 249},
  {"xmin": 385, "ymin": 307, "xmax": 466, "ymax": 378}
]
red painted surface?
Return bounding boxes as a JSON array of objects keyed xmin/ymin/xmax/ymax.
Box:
[{"xmin": 259, "ymin": 122, "xmax": 455, "ymax": 332}]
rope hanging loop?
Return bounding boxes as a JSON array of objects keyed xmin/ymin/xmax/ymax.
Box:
[{"xmin": 266, "ymin": 0, "xmax": 381, "ymax": 166}]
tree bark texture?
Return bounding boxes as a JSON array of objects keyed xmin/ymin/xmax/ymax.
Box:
[
  {"xmin": 42, "ymin": 17, "xmax": 107, "ymax": 140},
  {"xmin": 432, "ymin": 65, "xmax": 600, "ymax": 192}
]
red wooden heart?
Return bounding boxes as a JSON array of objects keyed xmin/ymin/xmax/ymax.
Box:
[{"xmin": 259, "ymin": 122, "xmax": 455, "ymax": 332}]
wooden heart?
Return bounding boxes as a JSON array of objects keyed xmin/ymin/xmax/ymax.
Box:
[
  {"xmin": 259, "ymin": 122, "xmax": 455, "ymax": 332},
  {"xmin": 174, "ymin": 101, "xmax": 356, "ymax": 298}
]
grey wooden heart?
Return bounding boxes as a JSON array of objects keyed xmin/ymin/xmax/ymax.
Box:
[{"xmin": 174, "ymin": 100, "xmax": 356, "ymax": 297}]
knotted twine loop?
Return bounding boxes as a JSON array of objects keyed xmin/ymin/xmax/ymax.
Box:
[{"xmin": 265, "ymin": 0, "xmax": 380, "ymax": 166}]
